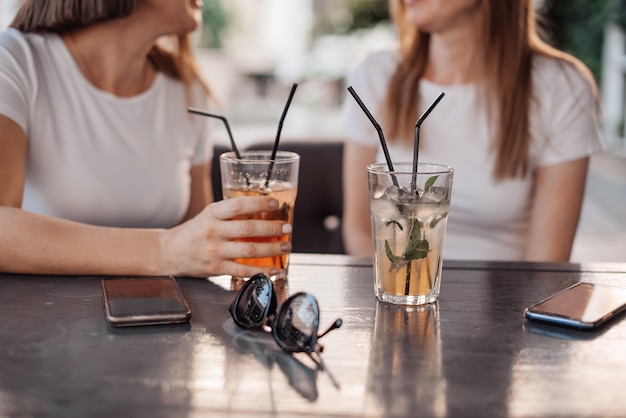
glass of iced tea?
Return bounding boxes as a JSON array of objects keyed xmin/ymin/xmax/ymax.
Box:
[
  {"xmin": 368, "ymin": 162, "xmax": 453, "ymax": 305},
  {"xmin": 219, "ymin": 150, "xmax": 300, "ymax": 282}
]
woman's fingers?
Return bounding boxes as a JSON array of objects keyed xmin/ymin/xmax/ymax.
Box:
[
  {"xmin": 164, "ymin": 195, "xmax": 293, "ymax": 277},
  {"xmin": 205, "ymin": 196, "xmax": 291, "ymax": 239},
  {"xmin": 216, "ymin": 219, "xmax": 291, "ymax": 239},
  {"xmin": 196, "ymin": 238, "xmax": 291, "ymax": 278},
  {"xmin": 209, "ymin": 196, "xmax": 279, "ymax": 220},
  {"xmin": 211, "ymin": 239, "xmax": 292, "ymax": 259}
]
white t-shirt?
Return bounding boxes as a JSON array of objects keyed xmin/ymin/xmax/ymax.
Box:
[
  {"xmin": 0, "ymin": 28, "xmax": 211, "ymax": 228},
  {"xmin": 342, "ymin": 49, "xmax": 604, "ymax": 260}
]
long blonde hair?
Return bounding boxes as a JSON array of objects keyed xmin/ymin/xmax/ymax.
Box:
[
  {"xmin": 10, "ymin": 0, "xmax": 214, "ymax": 98},
  {"xmin": 385, "ymin": 0, "xmax": 597, "ymax": 179}
]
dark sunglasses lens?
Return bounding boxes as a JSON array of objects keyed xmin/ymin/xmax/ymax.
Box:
[
  {"xmin": 233, "ymin": 274, "xmax": 273, "ymax": 328},
  {"xmin": 273, "ymin": 293, "xmax": 319, "ymax": 352}
]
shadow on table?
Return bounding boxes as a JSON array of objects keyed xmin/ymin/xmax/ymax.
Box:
[
  {"xmin": 229, "ymin": 326, "xmax": 324, "ymax": 401},
  {"xmin": 185, "ymin": 276, "xmax": 341, "ymax": 403}
]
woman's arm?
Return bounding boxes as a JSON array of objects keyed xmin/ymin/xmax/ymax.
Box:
[
  {"xmin": 0, "ymin": 115, "xmax": 26, "ymax": 208},
  {"xmin": 0, "ymin": 115, "xmax": 290, "ymax": 277},
  {"xmin": 525, "ymin": 157, "xmax": 590, "ymax": 261},
  {"xmin": 342, "ymin": 140, "xmax": 377, "ymax": 257},
  {"xmin": 0, "ymin": 198, "xmax": 290, "ymax": 277},
  {"xmin": 182, "ymin": 160, "xmax": 212, "ymax": 222}
]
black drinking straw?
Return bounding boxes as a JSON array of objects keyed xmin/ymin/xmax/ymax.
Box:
[
  {"xmin": 265, "ymin": 83, "xmax": 298, "ymax": 187},
  {"xmin": 410, "ymin": 92, "xmax": 445, "ymax": 192},
  {"xmin": 347, "ymin": 86, "xmax": 398, "ymax": 186},
  {"xmin": 187, "ymin": 107, "xmax": 242, "ymax": 159}
]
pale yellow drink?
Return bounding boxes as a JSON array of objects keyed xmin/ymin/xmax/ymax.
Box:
[
  {"xmin": 368, "ymin": 162, "xmax": 454, "ymax": 305},
  {"xmin": 371, "ymin": 198, "xmax": 449, "ymax": 301}
]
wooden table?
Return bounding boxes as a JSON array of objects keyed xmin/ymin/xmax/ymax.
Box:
[{"xmin": 1, "ymin": 254, "xmax": 626, "ymax": 417}]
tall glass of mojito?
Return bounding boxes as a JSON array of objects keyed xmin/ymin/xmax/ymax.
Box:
[
  {"xmin": 220, "ymin": 150, "xmax": 299, "ymax": 282},
  {"xmin": 368, "ymin": 162, "xmax": 453, "ymax": 305}
]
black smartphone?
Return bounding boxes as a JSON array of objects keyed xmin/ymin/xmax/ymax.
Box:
[
  {"xmin": 524, "ymin": 282, "xmax": 626, "ymax": 330},
  {"xmin": 101, "ymin": 276, "xmax": 192, "ymax": 327}
]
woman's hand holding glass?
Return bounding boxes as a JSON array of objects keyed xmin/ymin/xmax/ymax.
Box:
[{"xmin": 161, "ymin": 196, "xmax": 292, "ymax": 278}]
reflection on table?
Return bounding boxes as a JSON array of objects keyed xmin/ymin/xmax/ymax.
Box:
[{"xmin": 366, "ymin": 302, "xmax": 446, "ymax": 417}]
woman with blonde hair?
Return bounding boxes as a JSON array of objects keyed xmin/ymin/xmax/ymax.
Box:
[
  {"xmin": 0, "ymin": 0, "xmax": 291, "ymax": 277},
  {"xmin": 341, "ymin": 0, "xmax": 604, "ymax": 261}
]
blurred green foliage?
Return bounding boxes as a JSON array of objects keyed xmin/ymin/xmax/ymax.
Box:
[
  {"xmin": 315, "ymin": 0, "xmax": 388, "ymax": 35},
  {"xmin": 199, "ymin": 0, "xmax": 230, "ymax": 48},
  {"xmin": 540, "ymin": 0, "xmax": 626, "ymax": 83},
  {"xmin": 344, "ymin": 0, "xmax": 389, "ymax": 31}
]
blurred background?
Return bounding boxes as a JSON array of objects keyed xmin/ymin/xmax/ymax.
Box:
[
  {"xmin": 197, "ymin": 0, "xmax": 626, "ymax": 154},
  {"xmin": 1, "ymin": 0, "xmax": 625, "ymax": 261}
]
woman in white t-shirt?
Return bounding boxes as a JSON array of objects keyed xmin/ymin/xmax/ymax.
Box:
[
  {"xmin": 342, "ymin": 0, "xmax": 603, "ymax": 261},
  {"xmin": 0, "ymin": 0, "xmax": 291, "ymax": 277}
]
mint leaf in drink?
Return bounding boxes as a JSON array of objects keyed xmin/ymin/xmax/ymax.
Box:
[
  {"xmin": 384, "ymin": 218, "xmax": 430, "ymax": 270},
  {"xmin": 424, "ymin": 175, "xmax": 438, "ymax": 192},
  {"xmin": 429, "ymin": 213, "xmax": 447, "ymax": 229},
  {"xmin": 403, "ymin": 219, "xmax": 429, "ymax": 261},
  {"xmin": 405, "ymin": 238, "xmax": 429, "ymax": 259},
  {"xmin": 403, "ymin": 218, "xmax": 421, "ymax": 254},
  {"xmin": 385, "ymin": 240, "xmax": 406, "ymax": 271},
  {"xmin": 385, "ymin": 220, "xmax": 404, "ymax": 231}
]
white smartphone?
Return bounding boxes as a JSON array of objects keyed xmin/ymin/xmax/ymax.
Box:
[
  {"xmin": 102, "ymin": 276, "xmax": 192, "ymax": 327},
  {"xmin": 524, "ymin": 282, "xmax": 626, "ymax": 330}
]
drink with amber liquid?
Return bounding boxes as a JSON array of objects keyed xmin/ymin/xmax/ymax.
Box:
[
  {"xmin": 220, "ymin": 151, "xmax": 300, "ymax": 281},
  {"xmin": 223, "ymin": 183, "xmax": 297, "ymax": 276}
]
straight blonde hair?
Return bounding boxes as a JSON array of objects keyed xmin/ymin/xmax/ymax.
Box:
[
  {"xmin": 385, "ymin": 0, "xmax": 597, "ymax": 179},
  {"xmin": 10, "ymin": 0, "xmax": 214, "ymax": 98}
]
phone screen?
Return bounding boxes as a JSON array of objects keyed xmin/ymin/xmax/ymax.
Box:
[
  {"xmin": 102, "ymin": 277, "xmax": 191, "ymax": 327},
  {"xmin": 525, "ymin": 282, "xmax": 626, "ymax": 329}
]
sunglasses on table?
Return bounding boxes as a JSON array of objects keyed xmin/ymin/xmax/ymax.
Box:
[{"xmin": 229, "ymin": 273, "xmax": 343, "ymax": 361}]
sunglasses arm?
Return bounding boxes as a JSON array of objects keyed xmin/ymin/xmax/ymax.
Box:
[
  {"xmin": 312, "ymin": 318, "xmax": 343, "ymax": 354},
  {"xmin": 317, "ymin": 318, "xmax": 343, "ymax": 340}
]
